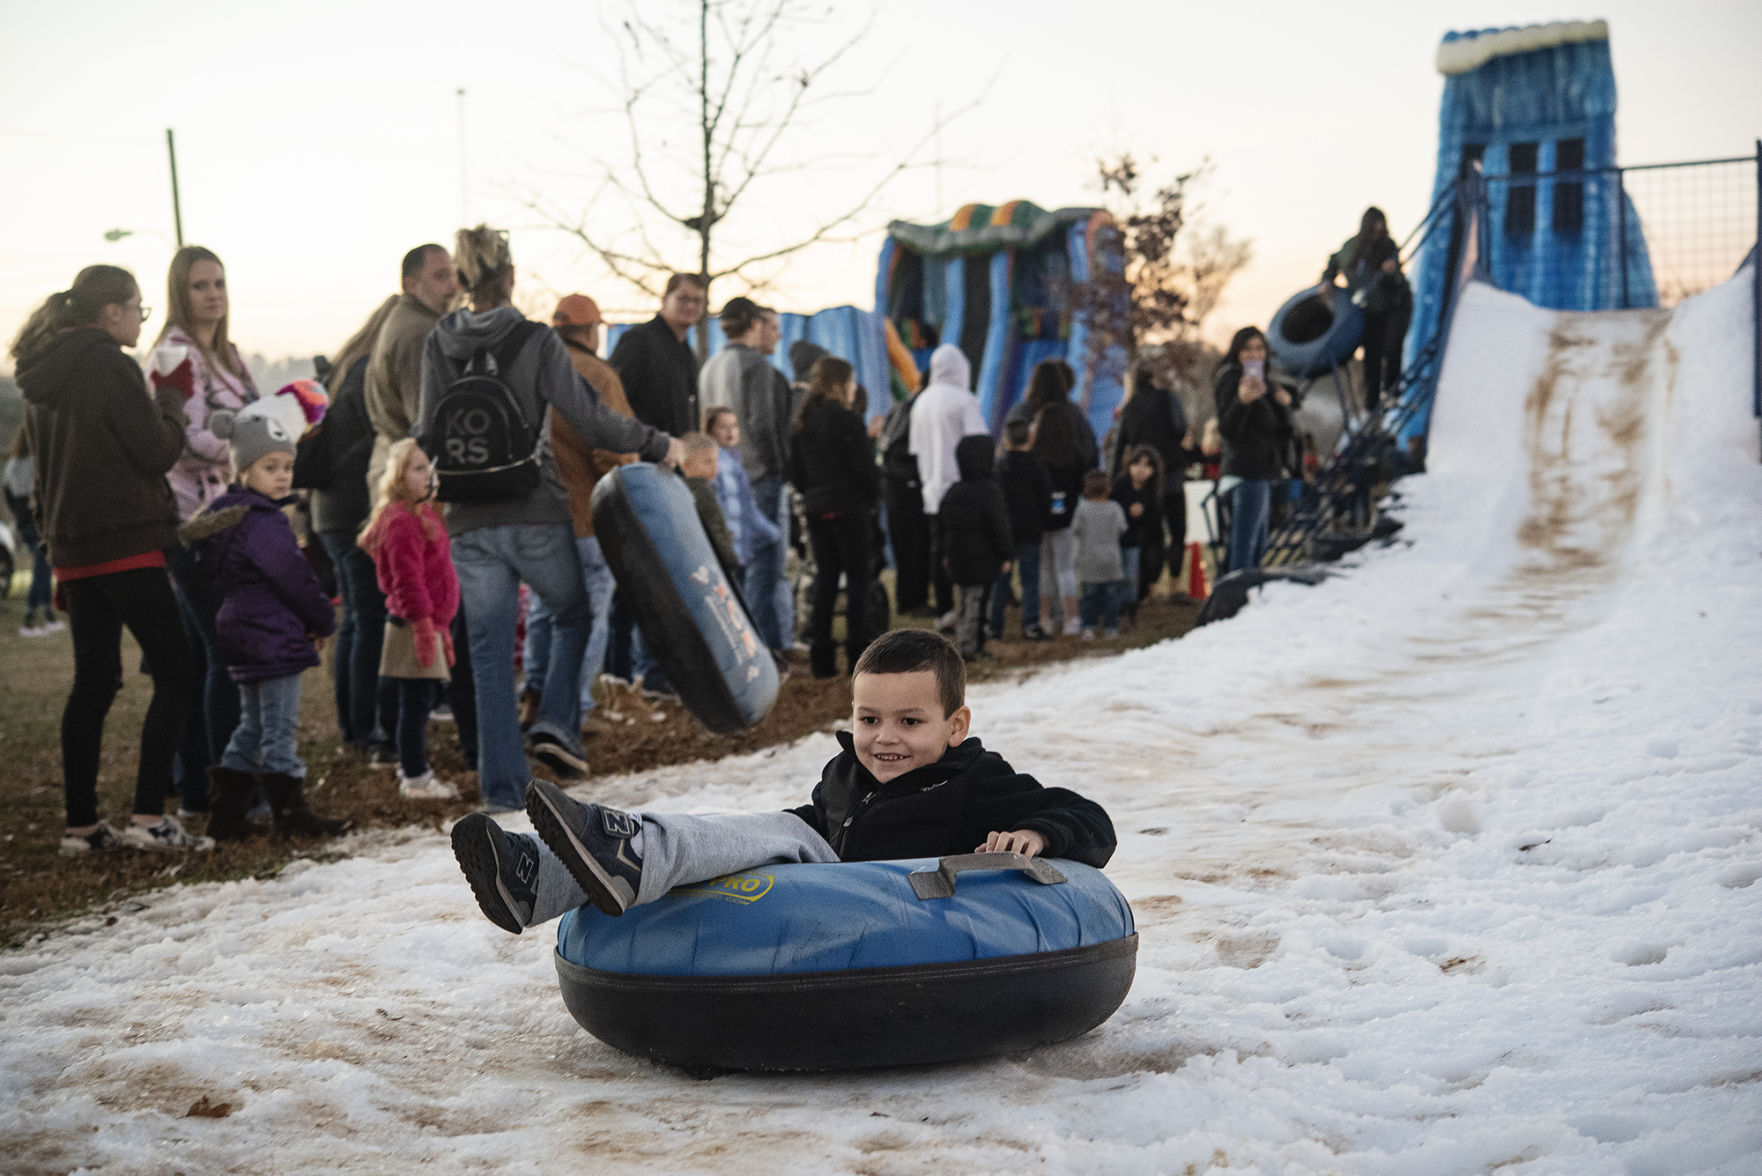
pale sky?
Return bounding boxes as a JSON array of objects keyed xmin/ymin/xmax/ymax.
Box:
[{"xmin": 2, "ymin": 0, "xmax": 1757, "ymax": 371}]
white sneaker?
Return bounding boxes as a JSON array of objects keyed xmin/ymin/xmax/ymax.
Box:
[
  {"xmin": 19, "ymin": 623, "xmax": 47, "ymax": 638},
  {"xmin": 39, "ymin": 618, "xmax": 66, "ymax": 635},
  {"xmin": 399, "ymin": 770, "xmax": 460, "ymax": 800},
  {"xmin": 59, "ymin": 822, "xmax": 122, "ymax": 855},
  {"xmin": 119, "ymin": 815, "xmax": 215, "ymax": 853},
  {"xmin": 1063, "ymin": 617, "xmax": 1082, "ymax": 637}
]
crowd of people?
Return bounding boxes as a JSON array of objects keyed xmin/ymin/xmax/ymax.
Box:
[{"xmin": 7, "ymin": 206, "xmax": 1404, "ymax": 856}]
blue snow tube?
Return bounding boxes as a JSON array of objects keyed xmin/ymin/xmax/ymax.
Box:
[
  {"xmin": 590, "ymin": 463, "xmax": 778, "ymax": 733},
  {"xmin": 554, "ymin": 853, "xmax": 1137, "ymax": 1071},
  {"xmin": 1268, "ymin": 286, "xmax": 1365, "ymax": 378}
]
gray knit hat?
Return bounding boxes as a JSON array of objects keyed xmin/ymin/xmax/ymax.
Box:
[{"xmin": 212, "ymin": 403, "xmax": 297, "ymax": 476}]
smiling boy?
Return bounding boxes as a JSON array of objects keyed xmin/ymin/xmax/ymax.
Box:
[{"xmin": 453, "ymin": 629, "xmax": 1115, "ymax": 934}]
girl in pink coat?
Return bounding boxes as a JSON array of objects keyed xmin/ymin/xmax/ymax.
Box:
[{"xmin": 360, "ymin": 439, "xmax": 461, "ymax": 799}]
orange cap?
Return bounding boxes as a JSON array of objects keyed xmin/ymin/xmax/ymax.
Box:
[{"xmin": 552, "ymin": 294, "xmax": 602, "ymax": 327}]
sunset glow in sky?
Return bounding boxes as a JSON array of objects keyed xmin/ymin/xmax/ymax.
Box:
[{"xmin": 2, "ymin": 0, "xmax": 1757, "ymax": 367}]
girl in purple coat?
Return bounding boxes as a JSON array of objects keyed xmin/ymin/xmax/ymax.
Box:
[{"xmin": 180, "ymin": 409, "xmax": 348, "ymax": 841}]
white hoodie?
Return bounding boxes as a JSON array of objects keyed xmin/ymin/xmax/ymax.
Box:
[{"xmin": 908, "ymin": 343, "xmax": 988, "ymax": 514}]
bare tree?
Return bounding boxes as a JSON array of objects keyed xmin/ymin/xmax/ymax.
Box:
[
  {"xmin": 526, "ymin": 0, "xmax": 976, "ymax": 357},
  {"xmin": 1071, "ymin": 155, "xmax": 1252, "ymax": 390}
]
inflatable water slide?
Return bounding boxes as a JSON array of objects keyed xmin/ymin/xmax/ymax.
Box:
[
  {"xmin": 1403, "ymin": 19, "xmax": 1659, "ymax": 441},
  {"xmin": 877, "ymin": 201, "xmax": 1126, "ymax": 440}
]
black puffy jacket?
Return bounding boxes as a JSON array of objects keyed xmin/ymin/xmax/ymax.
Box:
[
  {"xmin": 788, "ymin": 732, "xmax": 1116, "ymax": 866},
  {"xmin": 789, "ymin": 396, "xmax": 879, "ymax": 518},
  {"xmin": 1214, "ymin": 364, "xmax": 1297, "ymax": 481},
  {"xmin": 936, "ymin": 435, "xmax": 1013, "ymax": 584}
]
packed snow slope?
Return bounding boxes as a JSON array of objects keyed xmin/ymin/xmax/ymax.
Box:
[{"xmin": 3, "ymin": 276, "xmax": 1760, "ymax": 1174}]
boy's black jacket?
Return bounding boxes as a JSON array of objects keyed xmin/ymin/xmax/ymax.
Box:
[
  {"xmin": 788, "ymin": 732, "xmax": 1115, "ymax": 867},
  {"xmin": 936, "ymin": 435, "xmax": 1013, "ymax": 584}
]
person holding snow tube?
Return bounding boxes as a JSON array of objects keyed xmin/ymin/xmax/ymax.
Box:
[
  {"xmin": 1317, "ymin": 206, "xmax": 1412, "ymax": 415},
  {"xmin": 416, "ymin": 225, "xmax": 684, "ymax": 812},
  {"xmin": 1213, "ymin": 326, "xmax": 1297, "ymax": 575},
  {"xmin": 450, "ymin": 628, "xmax": 1116, "ymax": 935}
]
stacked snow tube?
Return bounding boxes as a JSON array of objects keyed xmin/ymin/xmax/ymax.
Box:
[
  {"xmin": 554, "ymin": 853, "xmax": 1137, "ymax": 1071},
  {"xmin": 1268, "ymin": 286, "xmax": 1365, "ymax": 378},
  {"xmin": 590, "ymin": 463, "xmax": 778, "ymax": 733}
]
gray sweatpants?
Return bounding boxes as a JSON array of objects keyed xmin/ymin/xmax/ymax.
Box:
[{"xmin": 530, "ymin": 810, "xmax": 839, "ymax": 923}]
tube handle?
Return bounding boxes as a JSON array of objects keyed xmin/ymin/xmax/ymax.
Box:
[{"xmin": 908, "ymin": 852, "xmax": 1067, "ymax": 900}]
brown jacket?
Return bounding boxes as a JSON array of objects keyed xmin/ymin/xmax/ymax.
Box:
[
  {"xmin": 552, "ymin": 338, "xmax": 638, "ymax": 537},
  {"xmin": 364, "ymin": 294, "xmax": 440, "ymax": 493},
  {"xmin": 16, "ymin": 328, "xmax": 186, "ymax": 567}
]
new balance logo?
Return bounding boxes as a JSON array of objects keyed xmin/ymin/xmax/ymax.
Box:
[{"xmin": 601, "ymin": 809, "xmax": 642, "ymax": 839}]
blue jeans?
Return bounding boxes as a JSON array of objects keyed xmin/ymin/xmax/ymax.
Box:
[
  {"xmin": 452, "ymin": 523, "xmax": 589, "ymax": 810},
  {"xmin": 1078, "ymin": 580, "xmax": 1123, "ymax": 632},
  {"xmin": 317, "ymin": 530, "xmax": 393, "ymax": 747},
  {"xmin": 526, "ymin": 536, "xmax": 616, "ymax": 709},
  {"xmin": 6, "ymin": 493, "xmax": 53, "ymax": 614},
  {"xmin": 1227, "ymin": 479, "xmax": 1271, "ymax": 574},
  {"xmin": 1121, "ymin": 546, "xmax": 1142, "ymax": 600},
  {"xmin": 742, "ymin": 476, "xmax": 793, "ymax": 651},
  {"xmin": 393, "ymin": 677, "xmax": 438, "ymax": 778},
  {"xmin": 989, "ymin": 541, "xmax": 1042, "ymax": 635},
  {"xmin": 222, "ymin": 673, "xmax": 305, "ymax": 778}
]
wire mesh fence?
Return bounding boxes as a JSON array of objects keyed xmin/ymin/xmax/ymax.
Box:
[
  {"xmin": 1480, "ymin": 154, "xmax": 1758, "ymax": 311},
  {"xmin": 1624, "ymin": 157, "xmax": 1758, "ymax": 307}
]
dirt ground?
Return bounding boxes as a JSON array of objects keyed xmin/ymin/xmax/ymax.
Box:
[{"xmin": 0, "ymin": 590, "xmax": 1200, "ymax": 947}]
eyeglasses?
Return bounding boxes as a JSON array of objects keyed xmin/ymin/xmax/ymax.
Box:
[{"xmin": 137, "ymin": 305, "xmax": 152, "ymax": 322}]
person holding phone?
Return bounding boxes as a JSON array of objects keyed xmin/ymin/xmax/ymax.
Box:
[{"xmin": 1213, "ymin": 326, "xmax": 1296, "ymax": 574}]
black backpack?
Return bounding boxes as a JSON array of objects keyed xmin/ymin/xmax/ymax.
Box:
[{"xmin": 429, "ymin": 320, "xmax": 545, "ymax": 503}]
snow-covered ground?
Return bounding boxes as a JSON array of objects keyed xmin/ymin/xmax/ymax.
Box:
[{"xmin": 3, "ymin": 275, "xmax": 1760, "ymax": 1175}]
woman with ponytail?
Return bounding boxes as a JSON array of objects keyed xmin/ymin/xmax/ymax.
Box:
[
  {"xmin": 416, "ymin": 224, "xmax": 682, "ymax": 812},
  {"xmin": 11, "ymin": 266, "xmax": 209, "ymax": 854}
]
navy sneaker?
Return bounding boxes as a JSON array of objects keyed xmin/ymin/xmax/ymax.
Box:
[
  {"xmin": 525, "ymin": 780, "xmax": 642, "ymax": 917},
  {"xmin": 450, "ymin": 812, "xmax": 540, "ymax": 934},
  {"xmin": 527, "ymin": 730, "xmax": 588, "ymax": 780}
]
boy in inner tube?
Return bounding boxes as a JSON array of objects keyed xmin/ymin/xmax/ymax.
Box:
[{"xmin": 451, "ymin": 628, "xmax": 1116, "ymax": 934}]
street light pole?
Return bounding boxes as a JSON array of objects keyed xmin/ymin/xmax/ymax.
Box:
[
  {"xmin": 457, "ymin": 88, "xmax": 468, "ymax": 225},
  {"xmin": 166, "ymin": 128, "xmax": 184, "ymax": 247}
]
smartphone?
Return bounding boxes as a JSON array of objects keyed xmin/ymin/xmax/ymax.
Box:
[{"xmin": 1243, "ymin": 358, "xmax": 1265, "ymax": 383}]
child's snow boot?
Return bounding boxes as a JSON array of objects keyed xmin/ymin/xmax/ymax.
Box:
[
  {"xmin": 261, "ymin": 772, "xmax": 352, "ymax": 839},
  {"xmin": 205, "ymin": 765, "xmax": 264, "ymax": 842}
]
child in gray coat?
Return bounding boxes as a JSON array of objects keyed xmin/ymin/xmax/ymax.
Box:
[{"xmin": 1069, "ymin": 469, "xmax": 1127, "ymax": 639}]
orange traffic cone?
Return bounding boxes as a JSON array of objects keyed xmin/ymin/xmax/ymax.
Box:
[{"xmin": 1187, "ymin": 541, "xmax": 1209, "ymax": 600}]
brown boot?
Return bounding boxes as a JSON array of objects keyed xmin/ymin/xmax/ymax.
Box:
[
  {"xmin": 205, "ymin": 765, "xmax": 264, "ymax": 842},
  {"xmin": 260, "ymin": 772, "xmax": 353, "ymax": 840},
  {"xmin": 517, "ymin": 686, "xmax": 542, "ymax": 732}
]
